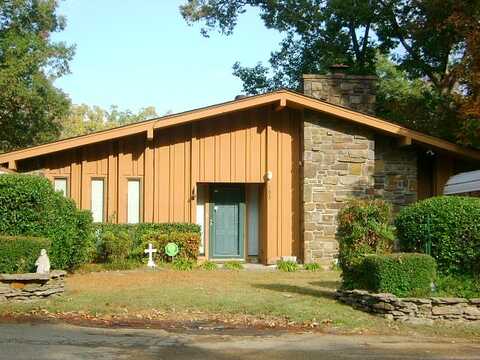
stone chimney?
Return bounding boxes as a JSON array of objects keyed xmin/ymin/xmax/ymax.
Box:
[{"xmin": 303, "ymin": 65, "xmax": 377, "ymax": 114}]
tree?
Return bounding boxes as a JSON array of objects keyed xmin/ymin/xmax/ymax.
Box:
[
  {"xmin": 375, "ymin": 54, "xmax": 458, "ymax": 141},
  {"xmin": 181, "ymin": 0, "xmax": 480, "ymax": 146},
  {"xmin": 182, "ymin": 0, "xmax": 380, "ymax": 92},
  {"xmin": 0, "ymin": 0, "xmax": 74, "ymax": 152},
  {"xmin": 60, "ymin": 104, "xmax": 159, "ymax": 139}
]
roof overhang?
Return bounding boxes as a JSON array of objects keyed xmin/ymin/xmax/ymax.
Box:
[{"xmin": 1, "ymin": 89, "xmax": 480, "ymax": 167}]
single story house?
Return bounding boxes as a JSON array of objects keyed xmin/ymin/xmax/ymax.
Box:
[{"xmin": 1, "ymin": 69, "xmax": 479, "ymax": 265}]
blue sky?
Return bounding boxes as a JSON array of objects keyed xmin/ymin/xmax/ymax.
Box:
[{"xmin": 52, "ymin": 1, "xmax": 282, "ymax": 115}]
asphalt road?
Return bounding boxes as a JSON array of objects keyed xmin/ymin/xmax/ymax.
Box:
[{"xmin": 0, "ymin": 322, "xmax": 479, "ymax": 360}]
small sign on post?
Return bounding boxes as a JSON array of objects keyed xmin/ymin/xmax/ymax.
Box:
[
  {"xmin": 144, "ymin": 243, "xmax": 157, "ymax": 268},
  {"xmin": 165, "ymin": 242, "xmax": 179, "ymax": 262}
]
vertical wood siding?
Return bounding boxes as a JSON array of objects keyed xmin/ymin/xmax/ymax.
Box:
[{"xmin": 25, "ymin": 106, "xmax": 302, "ymax": 263}]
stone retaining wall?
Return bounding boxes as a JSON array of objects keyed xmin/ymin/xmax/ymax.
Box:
[
  {"xmin": 336, "ymin": 289, "xmax": 480, "ymax": 323},
  {"xmin": 0, "ymin": 270, "xmax": 66, "ymax": 302}
]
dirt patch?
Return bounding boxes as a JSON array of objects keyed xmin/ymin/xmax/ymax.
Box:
[{"xmin": 0, "ymin": 312, "xmax": 327, "ymax": 336}]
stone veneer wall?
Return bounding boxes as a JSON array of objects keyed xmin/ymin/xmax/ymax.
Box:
[
  {"xmin": 374, "ymin": 137, "xmax": 417, "ymax": 212},
  {"xmin": 303, "ymin": 112, "xmax": 375, "ymax": 264},
  {"xmin": 0, "ymin": 270, "xmax": 66, "ymax": 302},
  {"xmin": 303, "ymin": 73, "xmax": 377, "ymax": 114},
  {"xmin": 303, "ymin": 112, "xmax": 418, "ymax": 264},
  {"xmin": 336, "ymin": 289, "xmax": 480, "ymax": 323}
]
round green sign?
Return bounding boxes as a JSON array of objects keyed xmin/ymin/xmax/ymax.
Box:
[{"xmin": 165, "ymin": 242, "xmax": 179, "ymax": 257}]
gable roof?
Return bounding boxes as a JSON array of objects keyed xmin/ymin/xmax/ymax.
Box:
[{"xmin": 1, "ymin": 89, "xmax": 480, "ymax": 167}]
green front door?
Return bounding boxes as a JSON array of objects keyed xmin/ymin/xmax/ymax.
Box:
[{"xmin": 209, "ymin": 185, "xmax": 245, "ymax": 259}]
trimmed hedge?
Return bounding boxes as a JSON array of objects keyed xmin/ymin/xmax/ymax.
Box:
[
  {"xmin": 93, "ymin": 223, "xmax": 201, "ymax": 262},
  {"xmin": 0, "ymin": 174, "xmax": 94, "ymax": 270},
  {"xmin": 0, "ymin": 236, "xmax": 51, "ymax": 273},
  {"xmin": 142, "ymin": 232, "xmax": 200, "ymax": 261},
  {"xmin": 337, "ymin": 199, "xmax": 395, "ymax": 288},
  {"xmin": 395, "ymin": 196, "xmax": 480, "ymax": 275},
  {"xmin": 352, "ymin": 253, "xmax": 437, "ymax": 297}
]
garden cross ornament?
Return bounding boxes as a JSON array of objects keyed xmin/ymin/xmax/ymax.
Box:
[{"xmin": 144, "ymin": 243, "xmax": 157, "ymax": 268}]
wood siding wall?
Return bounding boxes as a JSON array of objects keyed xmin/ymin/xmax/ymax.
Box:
[{"xmin": 22, "ymin": 106, "xmax": 302, "ymax": 263}]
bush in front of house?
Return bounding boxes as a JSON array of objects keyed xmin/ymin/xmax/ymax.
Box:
[
  {"xmin": 172, "ymin": 258, "xmax": 195, "ymax": 271},
  {"xmin": 395, "ymin": 196, "xmax": 480, "ymax": 276},
  {"xmin": 0, "ymin": 174, "xmax": 94, "ymax": 270},
  {"xmin": 0, "ymin": 236, "xmax": 51, "ymax": 273},
  {"xmin": 99, "ymin": 230, "xmax": 133, "ymax": 263},
  {"xmin": 93, "ymin": 223, "xmax": 201, "ymax": 262},
  {"xmin": 198, "ymin": 261, "xmax": 218, "ymax": 271},
  {"xmin": 303, "ymin": 263, "xmax": 322, "ymax": 271},
  {"xmin": 352, "ymin": 253, "xmax": 437, "ymax": 297},
  {"xmin": 337, "ymin": 199, "xmax": 395, "ymax": 288},
  {"xmin": 141, "ymin": 231, "xmax": 201, "ymax": 261},
  {"xmin": 277, "ymin": 259, "xmax": 299, "ymax": 272},
  {"xmin": 434, "ymin": 274, "xmax": 480, "ymax": 299}
]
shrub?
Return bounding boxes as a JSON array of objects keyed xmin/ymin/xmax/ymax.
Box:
[
  {"xmin": 435, "ymin": 275, "xmax": 480, "ymax": 299},
  {"xmin": 0, "ymin": 236, "xmax": 51, "ymax": 273},
  {"xmin": 101, "ymin": 231, "xmax": 133, "ymax": 262},
  {"xmin": 223, "ymin": 261, "xmax": 243, "ymax": 270},
  {"xmin": 198, "ymin": 261, "xmax": 218, "ymax": 271},
  {"xmin": 303, "ymin": 263, "xmax": 322, "ymax": 271},
  {"xmin": 351, "ymin": 253, "xmax": 436, "ymax": 297},
  {"xmin": 337, "ymin": 199, "xmax": 395, "ymax": 288},
  {"xmin": 93, "ymin": 223, "xmax": 201, "ymax": 261},
  {"xmin": 277, "ymin": 260, "xmax": 299, "ymax": 272},
  {"xmin": 0, "ymin": 174, "xmax": 94, "ymax": 270},
  {"xmin": 173, "ymin": 258, "xmax": 195, "ymax": 271},
  {"xmin": 141, "ymin": 232, "xmax": 200, "ymax": 261},
  {"xmin": 395, "ymin": 196, "xmax": 480, "ymax": 275}
]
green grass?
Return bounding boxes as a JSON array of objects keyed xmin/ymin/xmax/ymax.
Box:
[
  {"xmin": 0, "ymin": 269, "xmax": 479, "ymax": 339},
  {"xmin": 223, "ymin": 261, "xmax": 244, "ymax": 270}
]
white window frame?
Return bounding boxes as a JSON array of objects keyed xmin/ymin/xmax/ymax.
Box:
[
  {"xmin": 91, "ymin": 178, "xmax": 106, "ymax": 223},
  {"xmin": 127, "ymin": 178, "xmax": 142, "ymax": 224},
  {"xmin": 196, "ymin": 184, "xmax": 207, "ymax": 255},
  {"xmin": 53, "ymin": 177, "xmax": 69, "ymax": 197}
]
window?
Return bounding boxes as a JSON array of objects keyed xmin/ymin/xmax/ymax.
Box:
[
  {"xmin": 54, "ymin": 177, "xmax": 68, "ymax": 196},
  {"xmin": 127, "ymin": 179, "xmax": 141, "ymax": 224},
  {"xmin": 91, "ymin": 179, "xmax": 105, "ymax": 223},
  {"xmin": 196, "ymin": 184, "xmax": 206, "ymax": 255}
]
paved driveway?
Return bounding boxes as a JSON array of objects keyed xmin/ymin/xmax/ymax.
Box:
[{"xmin": 0, "ymin": 322, "xmax": 479, "ymax": 360}]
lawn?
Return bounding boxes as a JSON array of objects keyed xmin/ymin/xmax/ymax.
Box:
[{"xmin": 1, "ymin": 269, "xmax": 479, "ymax": 339}]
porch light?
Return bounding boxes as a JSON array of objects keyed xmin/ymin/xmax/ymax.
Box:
[{"xmin": 265, "ymin": 171, "xmax": 273, "ymax": 182}]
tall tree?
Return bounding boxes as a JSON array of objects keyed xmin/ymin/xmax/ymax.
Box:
[
  {"xmin": 0, "ymin": 0, "xmax": 74, "ymax": 152},
  {"xmin": 181, "ymin": 0, "xmax": 480, "ymax": 145}
]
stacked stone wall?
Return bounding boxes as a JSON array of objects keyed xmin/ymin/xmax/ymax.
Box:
[
  {"xmin": 0, "ymin": 270, "xmax": 66, "ymax": 302},
  {"xmin": 337, "ymin": 289, "xmax": 480, "ymax": 323}
]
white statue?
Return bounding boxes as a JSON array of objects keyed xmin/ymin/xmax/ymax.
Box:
[{"xmin": 35, "ymin": 249, "xmax": 51, "ymax": 274}]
